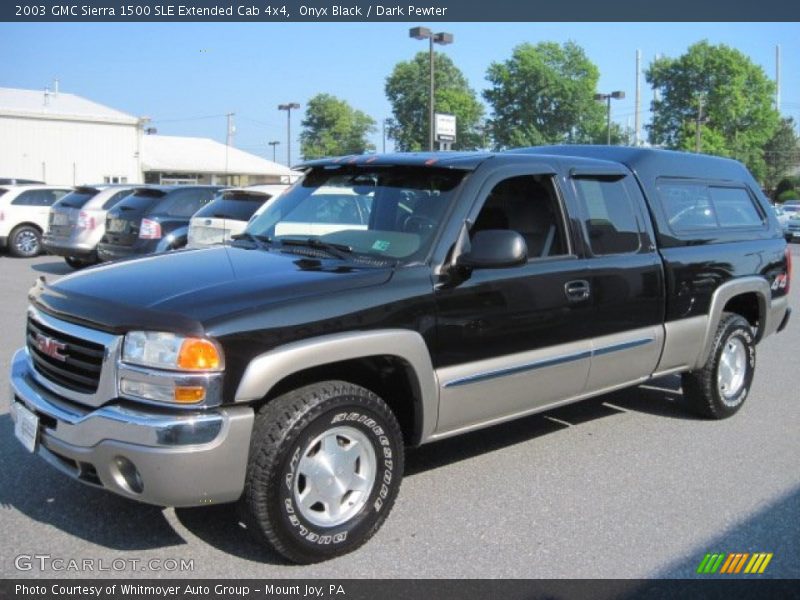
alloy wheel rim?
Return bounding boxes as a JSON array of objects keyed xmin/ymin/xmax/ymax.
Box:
[
  {"xmin": 15, "ymin": 231, "xmax": 38, "ymax": 255},
  {"xmin": 717, "ymin": 337, "xmax": 747, "ymax": 404},
  {"xmin": 293, "ymin": 425, "xmax": 376, "ymax": 527}
]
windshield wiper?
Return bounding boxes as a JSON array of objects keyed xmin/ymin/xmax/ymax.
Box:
[
  {"xmin": 280, "ymin": 238, "xmax": 354, "ymax": 260},
  {"xmin": 231, "ymin": 232, "xmax": 272, "ymax": 250}
]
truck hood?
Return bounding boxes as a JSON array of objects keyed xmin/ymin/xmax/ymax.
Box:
[{"xmin": 31, "ymin": 246, "xmax": 394, "ymax": 334}]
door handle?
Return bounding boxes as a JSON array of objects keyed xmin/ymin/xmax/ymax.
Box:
[{"xmin": 565, "ymin": 280, "xmax": 591, "ymax": 302}]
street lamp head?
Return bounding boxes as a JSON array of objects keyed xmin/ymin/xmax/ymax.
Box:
[
  {"xmin": 278, "ymin": 103, "xmax": 300, "ymax": 111},
  {"xmin": 268, "ymin": 140, "xmax": 280, "ymax": 146},
  {"xmin": 611, "ymin": 91, "xmax": 626, "ymax": 100},
  {"xmin": 594, "ymin": 93, "xmax": 607, "ymax": 101},
  {"xmin": 433, "ymin": 32, "xmax": 454, "ymax": 45},
  {"xmin": 409, "ymin": 26, "xmax": 432, "ymax": 40}
]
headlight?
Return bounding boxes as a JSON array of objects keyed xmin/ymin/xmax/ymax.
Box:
[{"xmin": 122, "ymin": 331, "xmax": 224, "ymax": 371}]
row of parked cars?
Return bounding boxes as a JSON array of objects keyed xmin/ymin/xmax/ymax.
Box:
[
  {"xmin": 774, "ymin": 200, "xmax": 800, "ymax": 241},
  {"xmin": 0, "ymin": 182, "xmax": 290, "ymax": 266}
]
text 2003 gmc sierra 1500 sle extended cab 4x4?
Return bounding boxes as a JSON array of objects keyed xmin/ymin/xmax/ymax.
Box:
[{"xmin": 10, "ymin": 146, "xmax": 791, "ymax": 563}]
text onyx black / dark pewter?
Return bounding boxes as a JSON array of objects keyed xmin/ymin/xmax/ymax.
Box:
[{"xmin": 9, "ymin": 146, "xmax": 791, "ymax": 563}]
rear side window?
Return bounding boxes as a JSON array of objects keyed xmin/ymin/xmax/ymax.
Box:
[
  {"xmin": 658, "ymin": 181, "xmax": 764, "ymax": 232},
  {"xmin": 710, "ymin": 187, "xmax": 763, "ymax": 227},
  {"xmin": 153, "ymin": 188, "xmax": 217, "ymax": 218},
  {"xmin": 573, "ymin": 177, "xmax": 641, "ymax": 255},
  {"xmin": 12, "ymin": 189, "xmax": 68, "ymax": 206}
]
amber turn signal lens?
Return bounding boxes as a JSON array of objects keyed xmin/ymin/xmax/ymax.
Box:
[
  {"xmin": 177, "ymin": 338, "xmax": 221, "ymax": 370},
  {"xmin": 174, "ymin": 386, "xmax": 206, "ymax": 403}
]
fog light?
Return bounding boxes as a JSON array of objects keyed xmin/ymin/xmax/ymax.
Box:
[
  {"xmin": 112, "ymin": 456, "xmax": 143, "ymax": 494},
  {"xmin": 120, "ymin": 378, "xmax": 174, "ymax": 403},
  {"xmin": 121, "ymin": 378, "xmax": 207, "ymax": 405}
]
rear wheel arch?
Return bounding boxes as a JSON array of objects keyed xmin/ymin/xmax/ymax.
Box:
[{"xmin": 696, "ymin": 277, "xmax": 770, "ymax": 369}]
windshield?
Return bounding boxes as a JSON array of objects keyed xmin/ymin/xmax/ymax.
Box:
[{"xmin": 246, "ymin": 166, "xmax": 466, "ymax": 262}]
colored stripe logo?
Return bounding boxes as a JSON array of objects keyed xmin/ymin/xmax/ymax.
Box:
[{"xmin": 696, "ymin": 552, "xmax": 773, "ymax": 574}]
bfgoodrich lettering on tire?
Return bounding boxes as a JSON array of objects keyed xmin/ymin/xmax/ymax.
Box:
[
  {"xmin": 239, "ymin": 380, "xmax": 404, "ymax": 564},
  {"xmin": 682, "ymin": 313, "xmax": 756, "ymax": 419}
]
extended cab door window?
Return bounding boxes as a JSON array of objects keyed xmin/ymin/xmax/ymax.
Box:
[{"xmin": 572, "ymin": 177, "xmax": 641, "ymax": 255}]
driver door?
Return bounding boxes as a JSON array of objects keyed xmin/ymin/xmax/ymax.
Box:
[{"xmin": 433, "ymin": 167, "xmax": 593, "ymax": 434}]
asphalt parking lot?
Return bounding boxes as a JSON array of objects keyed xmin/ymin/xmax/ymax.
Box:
[{"xmin": 0, "ymin": 249, "xmax": 798, "ymax": 579}]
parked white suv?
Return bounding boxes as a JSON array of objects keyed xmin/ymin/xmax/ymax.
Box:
[
  {"xmin": 0, "ymin": 185, "xmax": 72, "ymax": 257},
  {"xmin": 187, "ymin": 184, "xmax": 288, "ymax": 248}
]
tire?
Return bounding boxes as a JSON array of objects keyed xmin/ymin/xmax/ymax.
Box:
[
  {"xmin": 65, "ymin": 256, "xmax": 92, "ymax": 269},
  {"xmin": 681, "ymin": 313, "xmax": 756, "ymax": 419},
  {"xmin": 239, "ymin": 380, "xmax": 404, "ymax": 564},
  {"xmin": 8, "ymin": 225, "xmax": 42, "ymax": 258}
]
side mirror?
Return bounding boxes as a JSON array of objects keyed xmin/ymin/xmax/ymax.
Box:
[{"xmin": 457, "ymin": 230, "xmax": 527, "ymax": 269}]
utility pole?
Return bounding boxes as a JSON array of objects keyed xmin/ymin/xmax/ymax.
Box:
[
  {"xmin": 776, "ymin": 45, "xmax": 781, "ymax": 111},
  {"xmin": 226, "ymin": 112, "xmax": 235, "ymax": 146},
  {"xmin": 634, "ymin": 49, "xmax": 641, "ymax": 146},
  {"xmin": 225, "ymin": 112, "xmax": 234, "ymax": 185},
  {"xmin": 695, "ymin": 95, "xmax": 705, "ymax": 153},
  {"xmin": 382, "ymin": 119, "xmax": 387, "ymax": 153}
]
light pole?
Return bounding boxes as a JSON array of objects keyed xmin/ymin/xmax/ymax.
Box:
[
  {"xmin": 268, "ymin": 140, "xmax": 280, "ymax": 162},
  {"xmin": 594, "ymin": 91, "xmax": 625, "ymax": 145},
  {"xmin": 278, "ymin": 102, "xmax": 300, "ymax": 166},
  {"xmin": 409, "ymin": 27, "xmax": 453, "ymax": 151}
]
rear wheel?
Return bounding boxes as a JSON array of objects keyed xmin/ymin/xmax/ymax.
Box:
[
  {"xmin": 682, "ymin": 313, "xmax": 755, "ymax": 419},
  {"xmin": 8, "ymin": 225, "xmax": 42, "ymax": 258},
  {"xmin": 239, "ymin": 381, "xmax": 404, "ymax": 564},
  {"xmin": 65, "ymin": 256, "xmax": 93, "ymax": 269}
]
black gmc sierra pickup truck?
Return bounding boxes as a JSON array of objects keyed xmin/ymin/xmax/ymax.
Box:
[{"xmin": 10, "ymin": 146, "xmax": 791, "ymax": 563}]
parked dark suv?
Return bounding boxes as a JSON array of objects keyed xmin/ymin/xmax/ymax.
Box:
[{"xmin": 97, "ymin": 185, "xmax": 222, "ymax": 261}]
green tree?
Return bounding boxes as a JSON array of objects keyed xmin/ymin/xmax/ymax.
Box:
[
  {"xmin": 385, "ymin": 51, "xmax": 484, "ymax": 151},
  {"xmin": 763, "ymin": 119, "xmax": 800, "ymax": 195},
  {"xmin": 646, "ymin": 41, "xmax": 780, "ymax": 182},
  {"xmin": 300, "ymin": 93, "xmax": 376, "ymax": 159},
  {"xmin": 483, "ymin": 41, "xmax": 609, "ymax": 149}
]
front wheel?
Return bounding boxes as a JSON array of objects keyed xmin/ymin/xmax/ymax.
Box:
[
  {"xmin": 239, "ymin": 381, "xmax": 404, "ymax": 564},
  {"xmin": 682, "ymin": 313, "xmax": 755, "ymax": 419}
]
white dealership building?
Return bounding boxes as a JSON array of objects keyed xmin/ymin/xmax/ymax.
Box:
[{"xmin": 0, "ymin": 86, "xmax": 294, "ymax": 186}]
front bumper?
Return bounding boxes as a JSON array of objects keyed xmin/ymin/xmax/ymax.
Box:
[{"xmin": 9, "ymin": 348, "xmax": 254, "ymax": 507}]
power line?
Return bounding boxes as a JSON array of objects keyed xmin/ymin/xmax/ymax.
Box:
[{"xmin": 149, "ymin": 113, "xmax": 228, "ymax": 124}]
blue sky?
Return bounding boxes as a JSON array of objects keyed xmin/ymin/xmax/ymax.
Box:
[{"xmin": 1, "ymin": 22, "xmax": 798, "ymax": 165}]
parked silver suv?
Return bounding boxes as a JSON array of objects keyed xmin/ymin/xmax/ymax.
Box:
[{"xmin": 42, "ymin": 184, "xmax": 138, "ymax": 268}]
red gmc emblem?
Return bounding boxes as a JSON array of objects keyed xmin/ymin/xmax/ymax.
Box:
[{"xmin": 35, "ymin": 333, "xmax": 67, "ymax": 362}]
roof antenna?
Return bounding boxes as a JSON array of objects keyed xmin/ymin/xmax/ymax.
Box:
[{"xmin": 53, "ymin": 78, "xmax": 59, "ymax": 96}]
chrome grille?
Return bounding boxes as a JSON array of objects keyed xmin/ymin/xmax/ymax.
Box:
[{"xmin": 27, "ymin": 316, "xmax": 105, "ymax": 393}]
